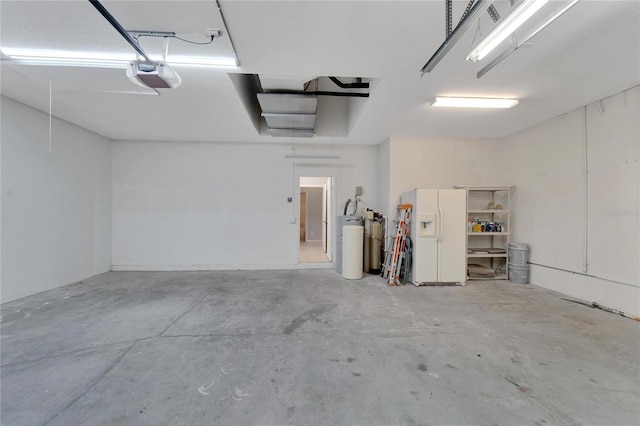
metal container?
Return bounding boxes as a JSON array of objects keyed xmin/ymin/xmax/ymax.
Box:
[
  {"xmin": 508, "ymin": 242, "xmax": 529, "ymax": 266},
  {"xmin": 508, "ymin": 262, "xmax": 529, "ymax": 284}
]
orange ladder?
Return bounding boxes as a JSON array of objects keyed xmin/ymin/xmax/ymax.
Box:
[{"xmin": 381, "ymin": 204, "xmax": 412, "ymax": 286}]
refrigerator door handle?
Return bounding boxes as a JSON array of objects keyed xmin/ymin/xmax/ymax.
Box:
[
  {"xmin": 436, "ymin": 205, "xmax": 442, "ymax": 241},
  {"xmin": 440, "ymin": 205, "xmax": 444, "ymax": 241}
]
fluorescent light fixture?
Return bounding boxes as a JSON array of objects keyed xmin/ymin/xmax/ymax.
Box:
[
  {"xmin": 0, "ymin": 48, "xmax": 130, "ymax": 68},
  {"xmin": 284, "ymin": 154, "xmax": 340, "ymax": 159},
  {"xmin": 0, "ymin": 48, "xmax": 238, "ymax": 69},
  {"xmin": 430, "ymin": 97, "xmax": 519, "ymax": 108},
  {"xmin": 2, "ymin": 56, "xmax": 130, "ymax": 69},
  {"xmin": 466, "ymin": 0, "xmax": 550, "ymax": 63},
  {"xmin": 0, "ymin": 47, "xmax": 132, "ymax": 61},
  {"xmin": 476, "ymin": 0, "xmax": 581, "ymax": 78}
]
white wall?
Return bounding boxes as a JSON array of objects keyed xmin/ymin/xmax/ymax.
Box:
[
  {"xmin": 387, "ymin": 136, "xmax": 505, "ymax": 216},
  {"xmin": 112, "ymin": 142, "xmax": 379, "ymax": 270},
  {"xmin": 505, "ymin": 85, "xmax": 639, "ymax": 316},
  {"xmin": 1, "ymin": 97, "xmax": 112, "ymax": 303}
]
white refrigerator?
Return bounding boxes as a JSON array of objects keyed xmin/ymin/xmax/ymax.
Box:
[{"xmin": 402, "ymin": 189, "xmax": 466, "ymax": 285}]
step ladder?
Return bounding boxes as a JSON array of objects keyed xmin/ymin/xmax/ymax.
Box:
[{"xmin": 382, "ymin": 204, "xmax": 412, "ymax": 286}]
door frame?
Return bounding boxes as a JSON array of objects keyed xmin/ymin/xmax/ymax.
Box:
[
  {"xmin": 322, "ymin": 182, "xmax": 327, "ymax": 253},
  {"xmin": 297, "ymin": 175, "xmax": 335, "ymax": 263},
  {"xmin": 300, "ymin": 190, "xmax": 308, "ymax": 242}
]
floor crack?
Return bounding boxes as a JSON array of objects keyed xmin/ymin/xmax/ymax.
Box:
[
  {"xmin": 158, "ymin": 294, "xmax": 209, "ymax": 337},
  {"xmin": 0, "ymin": 337, "xmax": 155, "ymax": 370},
  {"xmin": 159, "ymin": 326, "xmax": 444, "ymax": 339},
  {"xmin": 41, "ymin": 342, "xmax": 136, "ymax": 425}
]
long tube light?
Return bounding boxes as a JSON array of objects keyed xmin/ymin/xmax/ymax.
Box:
[
  {"xmin": 466, "ymin": 0, "xmax": 550, "ymax": 63},
  {"xmin": 284, "ymin": 154, "xmax": 340, "ymax": 159},
  {"xmin": 476, "ymin": 0, "xmax": 581, "ymax": 78},
  {"xmin": 1, "ymin": 56, "xmax": 129, "ymax": 69},
  {"xmin": 431, "ymin": 96, "xmax": 519, "ymax": 108},
  {"xmin": 0, "ymin": 48, "xmax": 237, "ymax": 69}
]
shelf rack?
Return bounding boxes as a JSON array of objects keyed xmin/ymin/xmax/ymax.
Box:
[{"xmin": 455, "ymin": 185, "xmax": 515, "ymax": 280}]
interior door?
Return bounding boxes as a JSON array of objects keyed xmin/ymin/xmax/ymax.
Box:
[
  {"xmin": 322, "ymin": 183, "xmax": 327, "ymax": 253},
  {"xmin": 326, "ymin": 177, "xmax": 333, "ymax": 261}
]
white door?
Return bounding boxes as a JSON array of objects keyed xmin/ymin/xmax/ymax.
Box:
[
  {"xmin": 322, "ymin": 183, "xmax": 327, "ymax": 253},
  {"xmin": 438, "ymin": 189, "xmax": 467, "ymax": 283},
  {"xmin": 326, "ymin": 177, "xmax": 333, "ymax": 262}
]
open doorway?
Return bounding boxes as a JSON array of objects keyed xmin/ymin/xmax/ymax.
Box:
[{"xmin": 299, "ymin": 176, "xmax": 333, "ymax": 263}]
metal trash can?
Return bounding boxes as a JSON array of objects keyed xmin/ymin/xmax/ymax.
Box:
[
  {"xmin": 508, "ymin": 242, "xmax": 529, "ymax": 284},
  {"xmin": 508, "ymin": 242, "xmax": 529, "ymax": 265},
  {"xmin": 508, "ymin": 263, "xmax": 529, "ymax": 284}
]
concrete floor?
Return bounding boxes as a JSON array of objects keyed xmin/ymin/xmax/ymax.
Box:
[{"xmin": 1, "ymin": 271, "xmax": 639, "ymax": 426}]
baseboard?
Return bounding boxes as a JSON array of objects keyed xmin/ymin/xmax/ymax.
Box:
[
  {"xmin": 111, "ymin": 263, "xmax": 335, "ymax": 271},
  {"xmin": 530, "ymin": 264, "xmax": 640, "ymax": 317}
]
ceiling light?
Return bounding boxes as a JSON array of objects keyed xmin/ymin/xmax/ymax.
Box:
[
  {"xmin": 1, "ymin": 56, "xmax": 129, "ymax": 69},
  {"xmin": 284, "ymin": 154, "xmax": 340, "ymax": 159},
  {"xmin": 466, "ymin": 0, "xmax": 550, "ymax": 63},
  {"xmin": 1, "ymin": 47, "xmax": 133, "ymax": 61},
  {"xmin": 1, "ymin": 48, "xmax": 237, "ymax": 69},
  {"xmin": 430, "ymin": 97, "xmax": 519, "ymax": 108},
  {"xmin": 476, "ymin": 0, "xmax": 581, "ymax": 78},
  {"xmin": 0, "ymin": 48, "xmax": 131, "ymax": 68}
]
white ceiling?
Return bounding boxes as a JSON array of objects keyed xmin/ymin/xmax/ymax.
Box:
[{"xmin": 1, "ymin": 0, "xmax": 638, "ymax": 145}]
